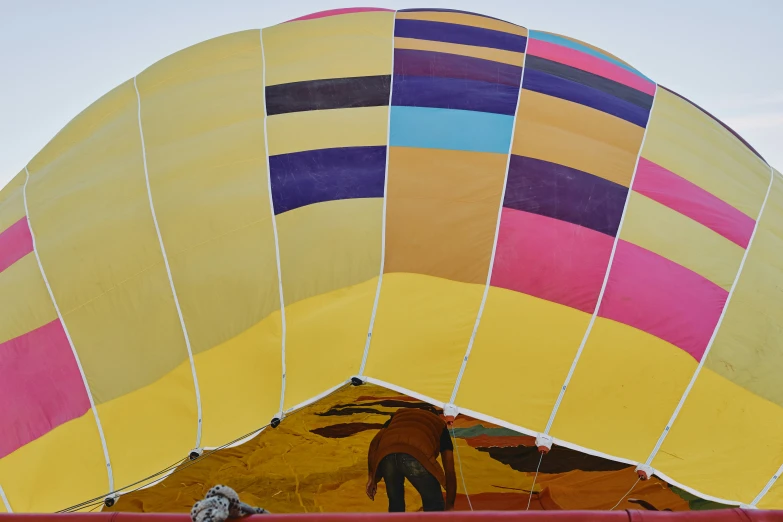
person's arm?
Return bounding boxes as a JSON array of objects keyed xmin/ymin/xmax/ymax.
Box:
[
  {"xmin": 441, "ymin": 449, "xmax": 457, "ymax": 510},
  {"xmin": 366, "ymin": 422, "xmax": 389, "ymax": 500}
]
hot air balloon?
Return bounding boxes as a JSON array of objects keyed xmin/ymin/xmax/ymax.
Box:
[{"xmin": 1, "ymin": 6, "xmax": 781, "ymax": 516}]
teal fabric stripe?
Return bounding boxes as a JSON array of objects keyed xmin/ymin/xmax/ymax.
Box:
[
  {"xmin": 529, "ymin": 30, "xmax": 653, "ymax": 82},
  {"xmin": 389, "ymin": 106, "xmax": 514, "ymax": 154}
]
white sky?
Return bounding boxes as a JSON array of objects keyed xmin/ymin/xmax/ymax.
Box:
[{"xmin": 1, "ymin": 0, "xmax": 781, "ymax": 189}]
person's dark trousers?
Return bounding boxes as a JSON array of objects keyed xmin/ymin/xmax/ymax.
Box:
[{"xmin": 379, "ymin": 453, "xmax": 445, "ymax": 512}]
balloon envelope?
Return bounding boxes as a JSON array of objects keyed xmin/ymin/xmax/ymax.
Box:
[{"xmin": 0, "ymin": 6, "xmax": 781, "ymax": 513}]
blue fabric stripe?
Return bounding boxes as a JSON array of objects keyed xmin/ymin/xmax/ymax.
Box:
[
  {"xmin": 269, "ymin": 147, "xmax": 386, "ymax": 215},
  {"xmin": 529, "ymin": 30, "xmax": 653, "ymax": 82},
  {"xmin": 395, "ymin": 19, "xmax": 527, "ymax": 53},
  {"xmin": 392, "ymin": 75, "xmax": 519, "ymax": 116},
  {"xmin": 523, "ymin": 68, "xmax": 650, "ymax": 127},
  {"xmin": 389, "ymin": 106, "xmax": 514, "ymax": 153}
]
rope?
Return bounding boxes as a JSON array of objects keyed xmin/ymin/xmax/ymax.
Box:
[
  {"xmin": 610, "ymin": 476, "xmax": 641, "ymax": 511},
  {"xmin": 56, "ymin": 383, "xmax": 356, "ymax": 513},
  {"xmin": 56, "ymin": 421, "xmax": 271, "ymax": 513},
  {"xmin": 526, "ymin": 452, "xmax": 544, "ymax": 511},
  {"xmin": 450, "ymin": 426, "xmax": 472, "ymax": 511}
]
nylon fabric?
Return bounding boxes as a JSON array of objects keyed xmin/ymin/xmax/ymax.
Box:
[
  {"xmin": 261, "ymin": 12, "xmax": 395, "ymax": 86},
  {"xmin": 641, "ymin": 88, "xmax": 769, "ymax": 219},
  {"xmin": 652, "ymin": 175, "xmax": 783, "ymax": 503},
  {"xmin": 3, "ymin": 7, "xmax": 783, "ymax": 513}
]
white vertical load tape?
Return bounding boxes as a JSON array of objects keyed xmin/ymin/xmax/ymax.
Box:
[
  {"xmin": 358, "ymin": 11, "xmax": 398, "ymax": 378},
  {"xmin": 134, "ymin": 77, "xmax": 204, "ymax": 448},
  {"xmin": 259, "ymin": 31, "xmax": 287, "ymax": 420},
  {"xmin": 0, "ymin": 484, "xmax": 12, "ymax": 512},
  {"xmin": 449, "ymin": 34, "xmax": 530, "ymax": 405},
  {"xmin": 542, "ymin": 84, "xmax": 660, "ymax": 435},
  {"xmin": 23, "ymin": 166, "xmax": 115, "ymax": 492},
  {"xmin": 643, "ymin": 165, "xmax": 774, "ymax": 470},
  {"xmin": 751, "ymin": 462, "xmax": 783, "ymax": 507}
]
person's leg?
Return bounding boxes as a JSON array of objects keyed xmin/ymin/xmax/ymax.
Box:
[
  {"xmin": 398, "ymin": 454, "xmax": 445, "ymax": 511},
  {"xmin": 379, "ymin": 454, "xmax": 406, "ymax": 512}
]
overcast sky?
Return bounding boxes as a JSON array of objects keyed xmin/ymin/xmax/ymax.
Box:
[{"xmin": 2, "ymin": 0, "xmax": 781, "ymax": 189}]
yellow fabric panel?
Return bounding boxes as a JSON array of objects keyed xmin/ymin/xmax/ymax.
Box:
[
  {"xmin": 364, "ymin": 273, "xmax": 485, "ymax": 403},
  {"xmin": 0, "ymin": 170, "xmax": 25, "ymax": 233},
  {"xmin": 135, "ymin": 29, "xmax": 282, "ymax": 358},
  {"xmin": 394, "ymin": 37, "xmax": 524, "ymax": 66},
  {"xmin": 551, "ymin": 318, "xmax": 698, "ymax": 464},
  {"xmin": 62, "ymin": 269, "xmax": 192, "ymax": 404},
  {"xmin": 396, "ymin": 11, "xmax": 527, "ymax": 36},
  {"xmin": 762, "ymin": 479, "xmax": 783, "ymax": 510},
  {"xmin": 274, "ymin": 199, "xmax": 382, "ymax": 410},
  {"xmin": 455, "ymin": 287, "xmax": 591, "ymax": 433},
  {"xmin": 262, "ymin": 12, "xmax": 394, "ymax": 86},
  {"xmin": 25, "ymin": 79, "xmax": 190, "ymax": 404},
  {"xmin": 652, "ymin": 368, "xmax": 783, "ymax": 503},
  {"xmin": 164, "ymin": 223, "xmax": 281, "ymax": 357},
  {"xmin": 185, "ymin": 311, "xmax": 282, "ymax": 448},
  {"xmin": 0, "ymin": 254, "xmax": 56, "ymax": 344},
  {"xmin": 621, "ymin": 191, "xmax": 744, "ymax": 291},
  {"xmin": 283, "ymin": 278, "xmax": 378, "ymax": 411},
  {"xmin": 383, "ymin": 147, "xmax": 507, "ymax": 284},
  {"xmin": 702, "ymin": 176, "xmax": 783, "ymax": 405},
  {"xmin": 512, "ymin": 90, "xmax": 644, "ymax": 187},
  {"xmin": 97, "ymin": 360, "xmax": 197, "ymax": 490},
  {"xmin": 642, "ymin": 88, "xmax": 769, "ymax": 219},
  {"xmin": 0, "ymin": 410, "xmax": 107, "ymax": 512},
  {"xmin": 276, "ymin": 198, "xmax": 382, "ymax": 307},
  {"xmin": 24, "ymin": 80, "xmax": 157, "ymax": 314},
  {"xmin": 27, "ymin": 80, "xmax": 138, "ymax": 174},
  {"xmin": 267, "ymin": 107, "xmax": 388, "ymax": 156}
]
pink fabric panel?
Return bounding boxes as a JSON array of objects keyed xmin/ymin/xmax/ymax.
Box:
[
  {"xmin": 0, "ymin": 319, "xmax": 90, "ymax": 458},
  {"xmin": 634, "ymin": 157, "xmax": 755, "ymax": 248},
  {"xmin": 599, "ymin": 241, "xmax": 728, "ymax": 360},
  {"xmin": 0, "ymin": 216, "xmax": 33, "ymax": 273},
  {"xmin": 526, "ymin": 38, "xmax": 656, "ymax": 96},
  {"xmin": 286, "ymin": 8, "xmax": 394, "ymax": 22},
  {"xmin": 490, "ymin": 208, "xmax": 614, "ymax": 314}
]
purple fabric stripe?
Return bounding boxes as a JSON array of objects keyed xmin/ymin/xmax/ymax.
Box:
[
  {"xmin": 399, "ymin": 8, "xmax": 521, "ymax": 26},
  {"xmin": 270, "ymin": 147, "xmax": 386, "ymax": 215},
  {"xmin": 392, "ymin": 75, "xmax": 519, "ymax": 116},
  {"xmin": 394, "ymin": 19, "xmax": 527, "ymax": 53},
  {"xmin": 504, "ymin": 155, "xmax": 628, "ymax": 237},
  {"xmin": 661, "ymin": 85, "xmax": 765, "ymax": 162},
  {"xmin": 394, "ymin": 48, "xmax": 522, "ymax": 86},
  {"xmin": 523, "ymin": 68, "xmax": 650, "ymax": 127}
]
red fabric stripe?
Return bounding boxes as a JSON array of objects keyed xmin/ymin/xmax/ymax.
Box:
[
  {"xmin": 634, "ymin": 158, "xmax": 755, "ymax": 248},
  {"xmin": 0, "ymin": 217, "xmax": 33, "ymax": 273},
  {"xmin": 5, "ymin": 508, "xmax": 782, "ymax": 520},
  {"xmin": 0, "ymin": 320, "xmax": 90, "ymax": 458},
  {"xmin": 490, "ymin": 209, "xmax": 613, "ymax": 314},
  {"xmin": 599, "ymin": 241, "xmax": 728, "ymax": 360}
]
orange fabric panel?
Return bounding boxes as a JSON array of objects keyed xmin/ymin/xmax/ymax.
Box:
[
  {"xmin": 512, "ymin": 90, "xmax": 644, "ymax": 187},
  {"xmin": 383, "ymin": 146, "xmax": 507, "ymax": 284}
]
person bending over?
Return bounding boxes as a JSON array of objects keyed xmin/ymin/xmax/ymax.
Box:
[{"xmin": 366, "ymin": 407, "xmax": 456, "ymax": 512}]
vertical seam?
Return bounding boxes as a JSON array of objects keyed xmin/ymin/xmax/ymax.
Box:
[
  {"xmin": 358, "ymin": 10, "xmax": 397, "ymax": 377},
  {"xmin": 643, "ymin": 164, "xmax": 774, "ymax": 469},
  {"xmin": 0, "ymin": 484, "xmax": 11, "ymax": 513},
  {"xmin": 449, "ymin": 29, "xmax": 530, "ymax": 404},
  {"xmin": 543, "ymin": 83, "xmax": 660, "ymax": 435},
  {"xmin": 23, "ymin": 166, "xmax": 114, "ymax": 491},
  {"xmin": 133, "ymin": 77, "xmax": 203, "ymax": 448},
  {"xmin": 752, "ymin": 458, "xmax": 783, "ymax": 506},
  {"xmin": 259, "ymin": 30, "xmax": 287, "ymax": 417}
]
